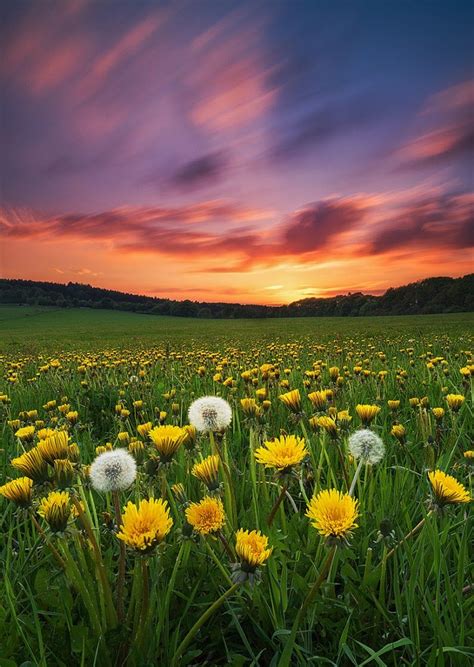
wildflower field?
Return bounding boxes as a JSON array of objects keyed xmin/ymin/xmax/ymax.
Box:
[{"xmin": 0, "ymin": 307, "xmax": 473, "ymax": 666}]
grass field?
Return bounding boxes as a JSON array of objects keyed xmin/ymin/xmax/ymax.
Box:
[
  {"xmin": 1, "ymin": 305, "xmax": 473, "ymax": 351},
  {"xmin": 0, "ymin": 306, "xmax": 472, "ymax": 666}
]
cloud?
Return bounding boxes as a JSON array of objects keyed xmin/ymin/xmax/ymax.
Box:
[
  {"xmin": 282, "ymin": 200, "xmax": 367, "ymax": 253},
  {"xmin": 2, "ymin": 190, "xmax": 472, "ymax": 273},
  {"xmin": 169, "ymin": 151, "xmax": 229, "ymax": 190},
  {"xmin": 395, "ymin": 78, "xmax": 473, "ymax": 169},
  {"xmin": 369, "ymin": 193, "xmax": 474, "ymax": 254},
  {"xmin": 270, "ymin": 91, "xmax": 381, "ymax": 161}
]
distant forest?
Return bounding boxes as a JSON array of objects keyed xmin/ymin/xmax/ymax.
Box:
[{"xmin": 0, "ymin": 275, "xmax": 472, "ymax": 318}]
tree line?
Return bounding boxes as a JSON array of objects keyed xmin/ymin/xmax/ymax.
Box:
[{"xmin": 0, "ymin": 275, "xmax": 472, "ymax": 318}]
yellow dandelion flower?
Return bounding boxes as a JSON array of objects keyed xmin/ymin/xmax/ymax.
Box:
[
  {"xmin": 432, "ymin": 407, "xmax": 445, "ymax": 422},
  {"xmin": 53, "ymin": 459, "xmax": 75, "ymax": 488},
  {"xmin": 11, "ymin": 447, "xmax": 48, "ymax": 482},
  {"xmin": 240, "ymin": 398, "xmax": 259, "ymax": 417},
  {"xmin": 37, "ymin": 430, "xmax": 69, "ymax": 465},
  {"xmin": 445, "ymin": 394, "xmax": 465, "ymax": 412},
  {"xmin": 14, "ymin": 425, "xmax": 35, "ymax": 443},
  {"xmin": 391, "ymin": 424, "xmax": 406, "ymax": 441},
  {"xmin": 149, "ymin": 425, "xmax": 187, "ymax": 462},
  {"xmin": 183, "ymin": 424, "xmax": 197, "ymax": 448},
  {"xmin": 66, "ymin": 411, "xmax": 78, "ymax": 424},
  {"xmin": 137, "ymin": 422, "xmax": 152, "ymax": 438},
  {"xmin": 355, "ymin": 404, "xmax": 381, "ymax": 425},
  {"xmin": 306, "ymin": 489, "xmax": 359, "ymax": 542},
  {"xmin": 307, "ymin": 391, "xmax": 328, "ymax": 410},
  {"xmin": 387, "ymin": 400, "xmax": 400, "ymax": 410},
  {"xmin": 191, "ymin": 454, "xmax": 220, "ymax": 491},
  {"xmin": 314, "ymin": 416, "xmax": 338, "ymax": 438},
  {"xmin": 337, "ymin": 410, "xmax": 352, "ymax": 427},
  {"xmin": 428, "ymin": 470, "xmax": 470, "ymax": 505},
  {"xmin": 463, "ymin": 450, "xmax": 474, "ymax": 460},
  {"xmin": 171, "ymin": 482, "xmax": 187, "ymax": 504},
  {"xmin": 255, "ymin": 435, "xmax": 308, "ymax": 472},
  {"xmin": 38, "ymin": 491, "xmax": 73, "ymax": 532},
  {"xmin": 0, "ymin": 477, "xmax": 33, "ymax": 507},
  {"xmin": 185, "ymin": 496, "xmax": 225, "ymax": 535},
  {"xmin": 68, "ymin": 443, "xmax": 80, "ymax": 462},
  {"xmin": 37, "ymin": 428, "xmax": 56, "ymax": 440},
  {"xmin": 117, "ymin": 498, "xmax": 173, "ymax": 552},
  {"xmin": 235, "ymin": 529, "xmax": 272, "ymax": 570},
  {"xmin": 278, "ymin": 389, "xmax": 302, "ymax": 413}
]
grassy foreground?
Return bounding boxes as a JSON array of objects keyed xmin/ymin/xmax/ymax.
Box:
[{"xmin": 0, "ymin": 306, "xmax": 472, "ymax": 666}]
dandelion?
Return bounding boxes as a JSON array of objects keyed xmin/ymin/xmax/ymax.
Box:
[
  {"xmin": 314, "ymin": 415, "xmax": 338, "ymax": 438},
  {"xmin": 387, "ymin": 400, "xmax": 400, "ymax": 410},
  {"xmin": 240, "ymin": 397, "xmax": 259, "ymax": 417},
  {"xmin": 183, "ymin": 424, "xmax": 197, "ymax": 449},
  {"xmin": 432, "ymin": 407, "xmax": 445, "ymax": 422},
  {"xmin": 306, "ymin": 489, "xmax": 359, "ymax": 543},
  {"xmin": 235, "ymin": 529, "xmax": 272, "ymax": 570},
  {"xmin": 428, "ymin": 470, "xmax": 470, "ymax": 507},
  {"xmin": 53, "ymin": 459, "xmax": 75, "ymax": 488},
  {"xmin": 38, "ymin": 491, "xmax": 73, "ymax": 533},
  {"xmin": 171, "ymin": 482, "xmax": 188, "ymax": 505},
  {"xmin": 66, "ymin": 411, "xmax": 78, "ymax": 425},
  {"xmin": 117, "ymin": 498, "xmax": 173, "ymax": 552},
  {"xmin": 185, "ymin": 496, "xmax": 226, "ymax": 535},
  {"xmin": 137, "ymin": 422, "xmax": 152, "ymax": 438},
  {"xmin": 37, "ymin": 430, "xmax": 69, "ymax": 465},
  {"xmin": 348, "ymin": 429, "xmax": 385, "ymax": 464},
  {"xmin": 355, "ymin": 404, "xmax": 381, "ymax": 425},
  {"xmin": 89, "ymin": 449, "xmax": 137, "ymax": 492},
  {"xmin": 0, "ymin": 477, "xmax": 33, "ymax": 507},
  {"xmin": 128, "ymin": 439, "xmax": 146, "ymax": 463},
  {"xmin": 15, "ymin": 425, "xmax": 35, "ymax": 443},
  {"xmin": 445, "ymin": 394, "xmax": 465, "ymax": 412},
  {"xmin": 232, "ymin": 529, "xmax": 272, "ymax": 583},
  {"xmin": 11, "ymin": 447, "xmax": 49, "ymax": 482},
  {"xmin": 391, "ymin": 424, "xmax": 406, "ymax": 442},
  {"xmin": 148, "ymin": 425, "xmax": 187, "ymax": 462},
  {"xmin": 37, "ymin": 428, "xmax": 56, "ymax": 440},
  {"xmin": 255, "ymin": 435, "xmax": 308, "ymax": 473},
  {"xmin": 188, "ymin": 396, "xmax": 232, "ymax": 433},
  {"xmin": 307, "ymin": 391, "xmax": 327, "ymax": 410},
  {"xmin": 279, "ymin": 389, "xmax": 302, "ymax": 414},
  {"xmin": 192, "ymin": 454, "xmax": 220, "ymax": 491}
]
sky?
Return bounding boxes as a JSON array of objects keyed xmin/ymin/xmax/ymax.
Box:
[{"xmin": 0, "ymin": 0, "xmax": 473, "ymax": 305}]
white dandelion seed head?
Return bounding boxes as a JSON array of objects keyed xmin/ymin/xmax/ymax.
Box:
[
  {"xmin": 188, "ymin": 396, "xmax": 232, "ymax": 433},
  {"xmin": 89, "ymin": 448, "xmax": 137, "ymax": 492},
  {"xmin": 348, "ymin": 429, "xmax": 385, "ymax": 465}
]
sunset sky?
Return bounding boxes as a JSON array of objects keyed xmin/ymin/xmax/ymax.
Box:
[{"xmin": 1, "ymin": 0, "xmax": 473, "ymax": 305}]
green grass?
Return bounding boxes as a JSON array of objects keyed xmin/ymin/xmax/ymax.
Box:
[
  {"xmin": 1, "ymin": 305, "xmax": 473, "ymax": 352},
  {"xmin": 0, "ymin": 306, "xmax": 472, "ymax": 666}
]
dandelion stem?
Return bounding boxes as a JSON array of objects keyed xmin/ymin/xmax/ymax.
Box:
[
  {"xmin": 218, "ymin": 530, "xmax": 235, "ymax": 560},
  {"xmin": 71, "ymin": 495, "xmax": 118, "ymax": 629},
  {"xmin": 278, "ymin": 545, "xmax": 337, "ymax": 667},
  {"xmin": 335, "ymin": 440, "xmax": 351, "ymax": 491},
  {"xmin": 348, "ymin": 457, "xmax": 365, "ymax": 496},
  {"xmin": 29, "ymin": 511, "xmax": 65, "ymax": 569},
  {"xmin": 172, "ymin": 582, "xmax": 240, "ymax": 666},
  {"xmin": 383, "ymin": 511, "xmax": 432, "ymax": 562},
  {"xmin": 267, "ymin": 482, "xmax": 288, "ymax": 527},
  {"xmin": 112, "ymin": 490, "xmax": 126, "ymax": 624}
]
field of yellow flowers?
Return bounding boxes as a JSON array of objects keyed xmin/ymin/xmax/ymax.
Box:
[{"xmin": 0, "ymin": 312, "xmax": 473, "ymax": 666}]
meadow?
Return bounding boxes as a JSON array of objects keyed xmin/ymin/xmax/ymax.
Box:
[{"xmin": 0, "ymin": 306, "xmax": 472, "ymax": 666}]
